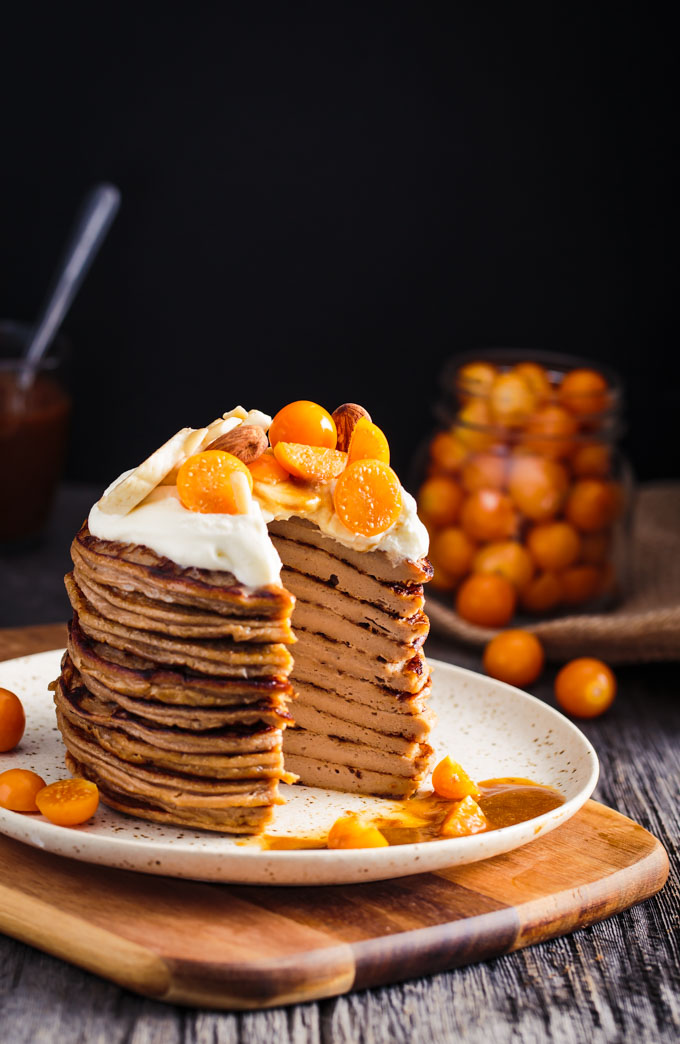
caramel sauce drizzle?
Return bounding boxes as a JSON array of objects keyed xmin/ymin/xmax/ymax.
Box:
[{"xmin": 258, "ymin": 778, "xmax": 565, "ymax": 850}]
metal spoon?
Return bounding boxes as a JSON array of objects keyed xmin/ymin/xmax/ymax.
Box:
[{"xmin": 18, "ymin": 182, "xmax": 121, "ymax": 390}]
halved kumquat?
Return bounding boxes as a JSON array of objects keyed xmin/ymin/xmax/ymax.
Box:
[
  {"xmin": 347, "ymin": 417, "xmax": 390, "ymax": 465},
  {"xmin": 248, "ymin": 448, "xmax": 291, "ymax": 483},
  {"xmin": 273, "ymin": 442, "xmax": 347, "ymax": 483},
  {"xmin": 35, "ymin": 778, "xmax": 100, "ymax": 826},
  {"xmin": 334, "ymin": 459, "xmax": 402, "ymax": 537},
  {"xmin": 177, "ymin": 450, "xmax": 254, "ymax": 514}
]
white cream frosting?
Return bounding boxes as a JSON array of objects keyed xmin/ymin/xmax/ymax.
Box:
[
  {"xmin": 89, "ymin": 478, "xmax": 282, "ymax": 588},
  {"xmin": 88, "ymin": 415, "xmax": 430, "ymax": 588}
]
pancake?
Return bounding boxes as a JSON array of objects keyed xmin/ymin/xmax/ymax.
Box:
[{"xmin": 54, "ymin": 405, "xmax": 434, "ymax": 831}]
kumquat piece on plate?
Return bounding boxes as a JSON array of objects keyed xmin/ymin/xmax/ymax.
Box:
[
  {"xmin": 0, "ymin": 688, "xmax": 26, "ymax": 752},
  {"xmin": 327, "ymin": 814, "xmax": 389, "ymax": 849},
  {"xmin": 431, "ymin": 756, "xmax": 481, "ymax": 800},
  {"xmin": 0, "ymin": 768, "xmax": 46, "ymax": 812},
  {"xmin": 35, "ymin": 778, "xmax": 100, "ymax": 826}
]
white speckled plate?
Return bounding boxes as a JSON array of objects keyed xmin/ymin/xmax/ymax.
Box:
[{"xmin": 0, "ymin": 651, "xmax": 598, "ymax": 885}]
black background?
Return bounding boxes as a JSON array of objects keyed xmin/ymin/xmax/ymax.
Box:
[{"xmin": 0, "ymin": 4, "xmax": 674, "ymax": 488}]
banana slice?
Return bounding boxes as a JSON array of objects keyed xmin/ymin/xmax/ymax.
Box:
[
  {"xmin": 97, "ymin": 427, "xmax": 208, "ymax": 515},
  {"xmin": 158, "ymin": 417, "xmax": 244, "ymax": 486},
  {"xmin": 222, "ymin": 406, "xmax": 272, "ymax": 431}
]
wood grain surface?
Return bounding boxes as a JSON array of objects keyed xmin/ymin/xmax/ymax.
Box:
[
  {"xmin": 0, "ymin": 799, "xmax": 667, "ymax": 1009},
  {"xmin": 0, "ymin": 599, "xmax": 679, "ymax": 1039}
]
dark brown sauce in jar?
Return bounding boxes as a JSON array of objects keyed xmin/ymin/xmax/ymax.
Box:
[
  {"xmin": 257, "ymin": 778, "xmax": 565, "ymax": 850},
  {"xmin": 0, "ymin": 370, "xmax": 71, "ymax": 544}
]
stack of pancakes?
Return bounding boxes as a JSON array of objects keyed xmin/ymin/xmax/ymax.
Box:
[
  {"xmin": 268, "ymin": 517, "xmax": 434, "ymax": 797},
  {"xmin": 52, "ymin": 525, "xmax": 296, "ymax": 834}
]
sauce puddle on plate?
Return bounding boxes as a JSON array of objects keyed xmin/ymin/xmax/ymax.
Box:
[{"xmin": 256, "ymin": 778, "xmax": 564, "ymax": 850}]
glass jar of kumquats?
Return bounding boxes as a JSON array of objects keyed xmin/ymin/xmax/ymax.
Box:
[{"xmin": 418, "ymin": 350, "xmax": 633, "ymax": 628}]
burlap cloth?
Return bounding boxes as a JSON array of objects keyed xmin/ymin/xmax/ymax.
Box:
[{"xmin": 426, "ymin": 482, "xmax": 680, "ymax": 663}]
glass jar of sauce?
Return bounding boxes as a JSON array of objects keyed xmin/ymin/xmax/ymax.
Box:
[
  {"xmin": 0, "ymin": 321, "xmax": 71, "ymax": 547},
  {"xmin": 418, "ymin": 349, "xmax": 633, "ymax": 626}
]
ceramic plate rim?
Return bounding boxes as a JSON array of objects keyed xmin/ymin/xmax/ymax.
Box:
[{"xmin": 0, "ymin": 650, "xmax": 599, "ymax": 885}]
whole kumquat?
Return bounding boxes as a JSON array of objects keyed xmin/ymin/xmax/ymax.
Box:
[
  {"xmin": 327, "ymin": 814, "xmax": 388, "ymax": 849},
  {"xmin": 460, "ymin": 489, "xmax": 518, "ymax": 543},
  {"xmin": 565, "ymin": 479, "xmax": 618, "ymax": 533},
  {"xmin": 472, "ymin": 540, "xmax": 534, "ymax": 593},
  {"xmin": 559, "ymin": 369, "xmax": 610, "ymax": 417},
  {"xmin": 526, "ymin": 521, "xmax": 581, "ymax": 572},
  {"xmin": 520, "ymin": 571, "xmax": 564, "ymax": 614},
  {"xmin": 428, "ymin": 431, "xmax": 468, "ymax": 474},
  {"xmin": 0, "ymin": 688, "xmax": 25, "ymax": 752},
  {"xmin": 455, "ymin": 573, "xmax": 517, "ymax": 628},
  {"xmin": 0, "ymin": 768, "xmax": 46, "ymax": 812},
  {"xmin": 482, "ymin": 629, "xmax": 545, "ymax": 688},
  {"xmin": 571, "ymin": 442, "xmax": 611, "ymax": 479},
  {"xmin": 431, "ymin": 756, "xmax": 481, "ymax": 800},
  {"xmin": 554, "ymin": 658, "xmax": 616, "ymax": 718},
  {"xmin": 521, "ymin": 405, "xmax": 579, "ymax": 459},
  {"xmin": 35, "ymin": 778, "xmax": 100, "ymax": 826},
  {"xmin": 560, "ymin": 564, "xmax": 602, "ymax": 606},
  {"xmin": 461, "ymin": 452, "xmax": 508, "ymax": 493},
  {"xmin": 430, "ymin": 527, "xmax": 477, "ymax": 582},
  {"xmin": 508, "ymin": 455, "xmax": 569, "ymax": 522},
  {"xmin": 418, "ymin": 476, "xmax": 463, "ymax": 528},
  {"xmin": 512, "ymin": 361, "xmax": 552, "ymax": 402},
  {"xmin": 457, "ymin": 361, "xmax": 498, "ymax": 399},
  {"xmin": 490, "ymin": 372, "xmax": 536, "ymax": 426},
  {"xmin": 177, "ymin": 450, "xmax": 254, "ymax": 514},
  {"xmin": 453, "ymin": 399, "xmax": 496, "ymax": 452},
  {"xmin": 268, "ymin": 400, "xmax": 337, "ymax": 449}
]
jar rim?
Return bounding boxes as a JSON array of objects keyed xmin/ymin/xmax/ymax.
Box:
[{"xmin": 441, "ymin": 347, "xmax": 625, "ymax": 416}]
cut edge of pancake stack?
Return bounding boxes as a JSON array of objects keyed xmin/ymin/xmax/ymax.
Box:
[
  {"xmin": 53, "ymin": 525, "xmax": 296, "ymax": 834},
  {"xmin": 270, "ymin": 517, "xmax": 434, "ymax": 798}
]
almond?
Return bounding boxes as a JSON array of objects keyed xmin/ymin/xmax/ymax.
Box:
[
  {"xmin": 205, "ymin": 424, "xmax": 268, "ymax": 464},
  {"xmin": 332, "ymin": 403, "xmax": 372, "ymax": 453}
]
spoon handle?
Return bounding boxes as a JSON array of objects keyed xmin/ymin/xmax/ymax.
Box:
[{"xmin": 20, "ymin": 182, "xmax": 121, "ymax": 386}]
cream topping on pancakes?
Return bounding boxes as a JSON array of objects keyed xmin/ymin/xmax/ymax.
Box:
[{"xmin": 89, "ymin": 415, "xmax": 429, "ymax": 587}]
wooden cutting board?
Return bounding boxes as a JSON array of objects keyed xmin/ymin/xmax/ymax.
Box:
[{"xmin": 0, "ymin": 625, "xmax": 669, "ymax": 1010}]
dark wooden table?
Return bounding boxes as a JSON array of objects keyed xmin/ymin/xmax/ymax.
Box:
[{"xmin": 0, "ymin": 485, "xmax": 678, "ymax": 1043}]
